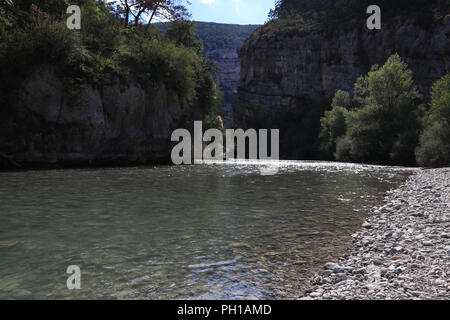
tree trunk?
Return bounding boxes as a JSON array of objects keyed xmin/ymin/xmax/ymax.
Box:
[
  {"xmin": 145, "ymin": 8, "xmax": 158, "ymax": 32},
  {"xmin": 135, "ymin": 9, "xmax": 144, "ymax": 25},
  {"xmin": 125, "ymin": 8, "xmax": 129, "ymax": 26}
]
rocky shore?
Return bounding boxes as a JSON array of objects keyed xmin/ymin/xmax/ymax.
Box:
[{"xmin": 302, "ymin": 168, "xmax": 450, "ymax": 300}]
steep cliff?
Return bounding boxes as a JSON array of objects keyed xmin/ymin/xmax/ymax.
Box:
[
  {"xmin": 234, "ymin": 15, "xmax": 450, "ymax": 159},
  {"xmin": 0, "ymin": 65, "xmax": 207, "ymax": 168},
  {"xmin": 0, "ymin": 2, "xmax": 221, "ymax": 169},
  {"xmin": 194, "ymin": 22, "xmax": 259, "ymax": 128},
  {"xmin": 156, "ymin": 22, "xmax": 259, "ymax": 128},
  {"xmin": 203, "ymin": 40, "xmax": 244, "ymax": 128}
]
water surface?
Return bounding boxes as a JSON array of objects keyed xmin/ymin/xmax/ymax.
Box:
[{"xmin": 0, "ymin": 161, "xmax": 414, "ymax": 299}]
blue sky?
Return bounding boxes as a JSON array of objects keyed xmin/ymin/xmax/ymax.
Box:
[{"xmin": 188, "ymin": 0, "xmax": 275, "ymax": 25}]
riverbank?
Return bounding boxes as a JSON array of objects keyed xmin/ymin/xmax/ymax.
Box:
[{"xmin": 302, "ymin": 168, "xmax": 450, "ymax": 300}]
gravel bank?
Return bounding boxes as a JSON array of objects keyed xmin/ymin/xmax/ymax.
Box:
[{"xmin": 302, "ymin": 168, "xmax": 450, "ymax": 300}]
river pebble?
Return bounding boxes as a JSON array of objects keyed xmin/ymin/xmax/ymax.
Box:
[{"xmin": 301, "ymin": 168, "xmax": 450, "ymax": 300}]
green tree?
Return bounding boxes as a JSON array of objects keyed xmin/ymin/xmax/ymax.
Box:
[
  {"xmin": 116, "ymin": 0, "xmax": 190, "ymax": 27},
  {"xmin": 320, "ymin": 54, "xmax": 422, "ymax": 165},
  {"xmin": 348, "ymin": 54, "xmax": 421, "ymax": 165},
  {"xmin": 416, "ymin": 74, "xmax": 450, "ymax": 167},
  {"xmin": 319, "ymin": 90, "xmax": 350, "ymax": 157},
  {"xmin": 165, "ymin": 20, "xmax": 203, "ymax": 53}
]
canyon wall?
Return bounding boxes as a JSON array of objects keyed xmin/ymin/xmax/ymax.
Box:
[
  {"xmin": 234, "ymin": 16, "xmax": 450, "ymax": 158},
  {"xmin": 204, "ymin": 41, "xmax": 242, "ymax": 128},
  {"xmin": 0, "ymin": 65, "xmax": 197, "ymax": 168},
  {"xmin": 195, "ymin": 22, "xmax": 259, "ymax": 128}
]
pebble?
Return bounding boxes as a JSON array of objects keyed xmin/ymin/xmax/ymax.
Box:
[
  {"xmin": 362, "ymin": 222, "xmax": 372, "ymax": 229},
  {"xmin": 302, "ymin": 168, "xmax": 450, "ymax": 300}
]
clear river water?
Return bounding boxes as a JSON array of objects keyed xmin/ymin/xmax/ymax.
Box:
[{"xmin": 0, "ymin": 161, "xmax": 414, "ymax": 299}]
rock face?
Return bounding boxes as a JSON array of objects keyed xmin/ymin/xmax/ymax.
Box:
[
  {"xmin": 204, "ymin": 42, "xmax": 242, "ymax": 128},
  {"xmin": 155, "ymin": 21, "xmax": 259, "ymax": 128},
  {"xmin": 234, "ymin": 17, "xmax": 450, "ymax": 157},
  {"xmin": 0, "ymin": 65, "xmax": 191, "ymax": 168},
  {"xmin": 195, "ymin": 22, "xmax": 259, "ymax": 128}
]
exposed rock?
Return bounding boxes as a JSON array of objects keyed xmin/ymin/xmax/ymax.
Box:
[
  {"xmin": 0, "ymin": 65, "xmax": 195, "ymax": 168},
  {"xmin": 204, "ymin": 43, "xmax": 241, "ymax": 128},
  {"xmin": 198, "ymin": 23, "xmax": 259, "ymax": 128},
  {"xmin": 234, "ymin": 17, "xmax": 449, "ymax": 157}
]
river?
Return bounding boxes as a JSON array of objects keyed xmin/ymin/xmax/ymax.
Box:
[{"xmin": 0, "ymin": 161, "xmax": 414, "ymax": 299}]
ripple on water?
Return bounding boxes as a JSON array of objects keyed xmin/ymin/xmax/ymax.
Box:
[{"xmin": 0, "ymin": 161, "xmax": 414, "ymax": 299}]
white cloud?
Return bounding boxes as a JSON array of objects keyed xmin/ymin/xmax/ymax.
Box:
[{"xmin": 199, "ymin": 0, "xmax": 216, "ymax": 4}]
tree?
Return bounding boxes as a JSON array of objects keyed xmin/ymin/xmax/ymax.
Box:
[
  {"xmin": 319, "ymin": 90, "xmax": 350, "ymax": 157},
  {"xmin": 320, "ymin": 54, "xmax": 422, "ymax": 165},
  {"xmin": 116, "ymin": 0, "xmax": 190, "ymax": 27},
  {"xmin": 347, "ymin": 54, "xmax": 421, "ymax": 165},
  {"xmin": 165, "ymin": 20, "xmax": 202, "ymax": 53},
  {"xmin": 416, "ymin": 74, "xmax": 450, "ymax": 167}
]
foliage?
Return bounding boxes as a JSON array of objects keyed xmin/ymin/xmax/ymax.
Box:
[
  {"xmin": 0, "ymin": 18, "xmax": 87, "ymax": 107},
  {"xmin": 165, "ymin": 20, "xmax": 203, "ymax": 54},
  {"xmin": 0, "ymin": 0, "xmax": 219, "ymax": 122},
  {"xmin": 156, "ymin": 21, "xmax": 258, "ymax": 122},
  {"xmin": 416, "ymin": 74, "xmax": 450, "ymax": 167},
  {"xmin": 319, "ymin": 54, "xmax": 422, "ymax": 166},
  {"xmin": 269, "ymin": 0, "xmax": 449, "ymax": 22},
  {"xmin": 319, "ymin": 90, "xmax": 350, "ymax": 157},
  {"xmin": 113, "ymin": 0, "xmax": 190, "ymax": 26},
  {"xmin": 156, "ymin": 21, "xmax": 259, "ymax": 52},
  {"xmin": 267, "ymin": 0, "xmax": 449, "ymax": 38},
  {"xmin": 244, "ymin": 15, "xmax": 315, "ymax": 49}
]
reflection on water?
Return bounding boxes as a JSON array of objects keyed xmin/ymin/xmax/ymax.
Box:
[{"xmin": 0, "ymin": 161, "xmax": 414, "ymax": 299}]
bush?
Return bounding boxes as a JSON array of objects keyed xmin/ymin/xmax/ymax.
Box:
[
  {"xmin": 319, "ymin": 90, "xmax": 351, "ymax": 157},
  {"xmin": 350, "ymin": 55, "xmax": 421, "ymax": 165},
  {"xmin": 319, "ymin": 54, "xmax": 422, "ymax": 165},
  {"xmin": 416, "ymin": 74, "xmax": 450, "ymax": 167},
  {"xmin": 335, "ymin": 135, "xmax": 352, "ymax": 161}
]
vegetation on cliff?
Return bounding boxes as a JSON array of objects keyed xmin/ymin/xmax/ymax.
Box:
[
  {"xmin": 270, "ymin": 0, "xmax": 449, "ymax": 24},
  {"xmin": 236, "ymin": 0, "xmax": 449, "ymax": 167},
  {"xmin": 0, "ymin": 0, "xmax": 220, "ymax": 127},
  {"xmin": 157, "ymin": 21, "xmax": 259, "ymax": 53},
  {"xmin": 156, "ymin": 20, "xmax": 259, "ymax": 127},
  {"xmin": 247, "ymin": 0, "xmax": 449, "ymax": 48}
]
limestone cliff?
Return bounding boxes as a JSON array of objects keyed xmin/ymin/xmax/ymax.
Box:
[
  {"xmin": 204, "ymin": 41, "xmax": 242, "ymax": 128},
  {"xmin": 0, "ymin": 65, "xmax": 199, "ymax": 168},
  {"xmin": 194, "ymin": 22, "xmax": 259, "ymax": 128},
  {"xmin": 234, "ymin": 16, "xmax": 450, "ymax": 158}
]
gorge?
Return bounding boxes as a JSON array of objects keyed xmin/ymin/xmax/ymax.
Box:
[
  {"xmin": 233, "ymin": 10, "xmax": 449, "ymax": 160},
  {"xmin": 0, "ymin": 0, "xmax": 449, "ymax": 302}
]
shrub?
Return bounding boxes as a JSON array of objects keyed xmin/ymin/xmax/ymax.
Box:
[
  {"xmin": 416, "ymin": 74, "xmax": 450, "ymax": 167},
  {"xmin": 319, "ymin": 90, "xmax": 351, "ymax": 157},
  {"xmin": 320, "ymin": 54, "xmax": 422, "ymax": 166}
]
